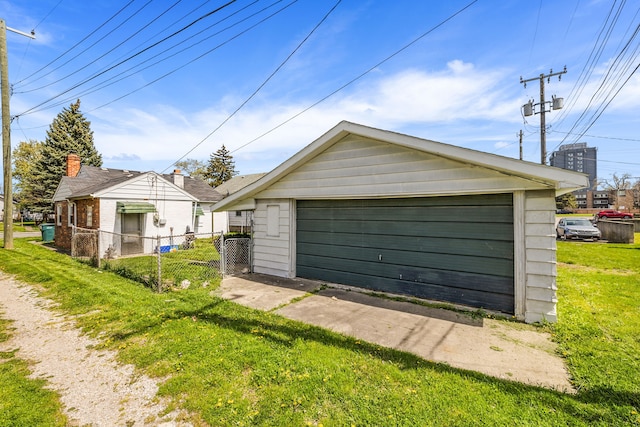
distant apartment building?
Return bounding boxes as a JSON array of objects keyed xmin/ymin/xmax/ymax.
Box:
[{"xmin": 549, "ymin": 143, "xmax": 597, "ymax": 190}]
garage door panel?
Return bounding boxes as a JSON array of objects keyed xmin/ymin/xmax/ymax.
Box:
[
  {"xmin": 298, "ymin": 219, "xmax": 514, "ymax": 241},
  {"xmin": 297, "ymin": 244, "xmax": 514, "ymax": 277},
  {"xmin": 297, "ymin": 266, "xmax": 514, "ymax": 313},
  {"xmin": 298, "ymin": 231, "xmax": 515, "ymax": 259},
  {"xmin": 297, "ymin": 254, "xmax": 513, "ymax": 294},
  {"xmin": 296, "ymin": 195, "xmax": 514, "ymax": 313},
  {"xmin": 300, "ymin": 194, "xmax": 512, "ymax": 209},
  {"xmin": 297, "ymin": 205, "xmax": 513, "ymax": 223}
]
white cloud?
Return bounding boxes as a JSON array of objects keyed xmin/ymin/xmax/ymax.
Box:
[{"xmin": 80, "ymin": 62, "xmax": 529, "ymax": 169}]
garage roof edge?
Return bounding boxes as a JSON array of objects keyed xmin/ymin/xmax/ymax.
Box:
[{"xmin": 213, "ymin": 121, "xmax": 588, "ymax": 211}]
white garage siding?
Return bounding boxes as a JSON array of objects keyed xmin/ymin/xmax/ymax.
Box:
[
  {"xmin": 252, "ymin": 199, "xmax": 294, "ymax": 277},
  {"xmin": 523, "ymin": 190, "xmax": 558, "ymax": 323},
  {"xmin": 213, "ymin": 122, "xmax": 589, "ymax": 323}
]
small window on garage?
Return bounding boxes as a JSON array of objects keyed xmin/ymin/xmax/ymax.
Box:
[
  {"xmin": 235, "ymin": 210, "xmax": 243, "ymax": 217},
  {"xmin": 266, "ymin": 205, "xmax": 280, "ymax": 237}
]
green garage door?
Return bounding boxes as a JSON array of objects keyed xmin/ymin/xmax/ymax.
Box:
[{"xmin": 296, "ymin": 194, "xmax": 514, "ymax": 313}]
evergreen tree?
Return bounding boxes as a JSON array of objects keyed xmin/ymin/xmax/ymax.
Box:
[
  {"xmin": 204, "ymin": 145, "xmax": 237, "ymax": 187},
  {"xmin": 32, "ymin": 100, "xmax": 102, "ymax": 212}
]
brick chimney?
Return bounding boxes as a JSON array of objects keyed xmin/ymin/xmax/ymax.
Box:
[
  {"xmin": 172, "ymin": 169, "xmax": 184, "ymax": 188},
  {"xmin": 66, "ymin": 154, "xmax": 81, "ymax": 177}
]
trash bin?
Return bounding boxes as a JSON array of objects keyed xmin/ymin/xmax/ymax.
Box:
[{"xmin": 40, "ymin": 223, "xmax": 55, "ymax": 242}]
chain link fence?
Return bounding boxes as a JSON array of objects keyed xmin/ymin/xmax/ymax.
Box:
[{"xmin": 71, "ymin": 227, "xmax": 251, "ymax": 291}]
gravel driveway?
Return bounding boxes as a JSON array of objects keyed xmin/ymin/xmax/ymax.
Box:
[{"xmin": 0, "ymin": 273, "xmax": 189, "ymax": 426}]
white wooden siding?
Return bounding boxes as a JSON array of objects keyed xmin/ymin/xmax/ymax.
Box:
[
  {"xmin": 256, "ymin": 135, "xmax": 550, "ymax": 199},
  {"xmin": 252, "ymin": 199, "xmax": 293, "ymax": 277},
  {"xmin": 523, "ymin": 190, "xmax": 557, "ymax": 323},
  {"xmin": 98, "ymin": 195, "xmax": 196, "ymax": 256},
  {"xmin": 248, "ymin": 134, "xmax": 563, "ymax": 323},
  {"xmin": 96, "ymin": 174, "xmax": 194, "ymax": 201}
]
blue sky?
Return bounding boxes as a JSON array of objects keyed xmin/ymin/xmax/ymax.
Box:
[{"xmin": 3, "ymin": 0, "xmax": 640, "ymax": 186}]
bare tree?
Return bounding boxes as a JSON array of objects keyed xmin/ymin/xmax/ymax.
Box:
[{"xmin": 601, "ymin": 173, "xmax": 633, "ymax": 210}]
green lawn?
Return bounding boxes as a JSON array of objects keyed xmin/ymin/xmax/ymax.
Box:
[
  {"xmin": 0, "ymin": 222, "xmax": 39, "ymax": 233},
  {"xmin": 0, "ymin": 319, "xmax": 67, "ymax": 426},
  {"xmin": 0, "ymin": 237, "xmax": 638, "ymax": 426}
]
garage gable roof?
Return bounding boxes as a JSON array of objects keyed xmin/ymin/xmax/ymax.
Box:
[{"xmin": 214, "ymin": 121, "xmax": 588, "ymax": 211}]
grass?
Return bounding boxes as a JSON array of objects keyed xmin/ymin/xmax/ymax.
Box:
[
  {"xmin": 0, "ymin": 237, "xmax": 638, "ymax": 425},
  {"xmin": 0, "ymin": 221, "xmax": 39, "ymax": 232},
  {"xmin": 0, "ymin": 318, "xmax": 68, "ymax": 426},
  {"xmin": 101, "ymin": 237, "xmax": 221, "ymax": 289},
  {"xmin": 554, "ymin": 235, "xmax": 640, "ymax": 412}
]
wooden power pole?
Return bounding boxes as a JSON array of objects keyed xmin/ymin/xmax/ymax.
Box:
[{"xmin": 0, "ymin": 19, "xmax": 35, "ymax": 249}]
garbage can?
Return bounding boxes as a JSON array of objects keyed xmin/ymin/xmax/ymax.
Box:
[{"xmin": 40, "ymin": 223, "xmax": 55, "ymax": 242}]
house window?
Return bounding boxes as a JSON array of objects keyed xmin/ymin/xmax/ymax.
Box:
[
  {"xmin": 266, "ymin": 205, "xmax": 280, "ymax": 237},
  {"xmin": 86, "ymin": 205, "xmax": 93, "ymax": 227},
  {"xmin": 235, "ymin": 210, "xmax": 243, "ymax": 217},
  {"xmin": 68, "ymin": 203, "xmax": 76, "ymax": 226},
  {"xmin": 56, "ymin": 204, "xmax": 63, "ymax": 226}
]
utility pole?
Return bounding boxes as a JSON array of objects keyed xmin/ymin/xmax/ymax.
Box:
[
  {"xmin": 518, "ymin": 130, "xmax": 523, "ymax": 160},
  {"xmin": 520, "ymin": 67, "xmax": 567, "ymax": 165},
  {"xmin": 1, "ymin": 19, "xmax": 35, "ymax": 249}
]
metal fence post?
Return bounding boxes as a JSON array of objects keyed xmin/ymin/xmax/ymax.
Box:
[
  {"xmin": 249, "ymin": 218, "xmax": 254, "ymax": 273},
  {"xmin": 156, "ymin": 235, "xmax": 162, "ymax": 292},
  {"xmin": 221, "ymin": 231, "xmax": 226, "ymax": 276},
  {"xmin": 95, "ymin": 229, "xmax": 101, "ymax": 268}
]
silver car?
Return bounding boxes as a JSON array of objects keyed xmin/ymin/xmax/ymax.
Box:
[{"xmin": 556, "ymin": 218, "xmax": 601, "ymax": 240}]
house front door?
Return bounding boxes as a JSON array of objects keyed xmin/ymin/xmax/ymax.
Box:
[{"xmin": 121, "ymin": 214, "xmax": 143, "ymax": 255}]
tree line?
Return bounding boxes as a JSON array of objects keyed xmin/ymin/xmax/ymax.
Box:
[{"xmin": 12, "ymin": 100, "xmax": 237, "ymax": 218}]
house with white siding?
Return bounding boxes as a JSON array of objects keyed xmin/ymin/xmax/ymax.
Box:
[
  {"xmin": 213, "ymin": 121, "xmax": 589, "ymax": 323},
  {"xmin": 52, "ymin": 155, "xmax": 222, "ymax": 257}
]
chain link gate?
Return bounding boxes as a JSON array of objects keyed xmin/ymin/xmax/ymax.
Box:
[
  {"xmin": 71, "ymin": 227, "xmax": 100, "ymax": 266},
  {"xmin": 221, "ymin": 237, "xmax": 252, "ymax": 276},
  {"xmin": 70, "ymin": 229, "xmax": 252, "ymax": 291}
]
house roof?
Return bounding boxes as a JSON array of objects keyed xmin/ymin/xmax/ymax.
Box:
[
  {"xmin": 160, "ymin": 173, "xmax": 224, "ymax": 203},
  {"xmin": 53, "ymin": 166, "xmax": 223, "ymax": 203},
  {"xmin": 214, "ymin": 173, "xmax": 267, "ymax": 197},
  {"xmin": 213, "ymin": 121, "xmax": 589, "ymax": 211}
]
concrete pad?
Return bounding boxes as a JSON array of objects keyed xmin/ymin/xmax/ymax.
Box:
[
  {"xmin": 214, "ymin": 274, "xmax": 322, "ymax": 311},
  {"xmin": 219, "ymin": 275, "xmax": 574, "ymax": 392}
]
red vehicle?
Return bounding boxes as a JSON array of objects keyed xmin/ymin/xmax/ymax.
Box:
[{"xmin": 595, "ymin": 209, "xmax": 633, "ymax": 220}]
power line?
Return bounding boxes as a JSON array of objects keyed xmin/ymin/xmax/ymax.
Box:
[
  {"xmin": 88, "ymin": 0, "xmax": 297, "ymax": 113},
  {"xmin": 13, "ymin": 1, "xmax": 136, "ymax": 87},
  {"xmin": 32, "ymin": 0, "xmax": 65, "ymax": 31},
  {"xmin": 230, "ymin": 0, "xmax": 479, "ymax": 155},
  {"xmin": 167, "ymin": 0, "xmax": 342, "ymax": 172},
  {"xmin": 32, "ymin": 0, "xmax": 272, "ymax": 115},
  {"xmin": 14, "ymin": 0, "xmax": 238, "ymax": 118},
  {"xmin": 550, "ymin": 130, "xmax": 640, "ymax": 142},
  {"xmin": 16, "ymin": 0, "xmax": 181, "ymax": 94}
]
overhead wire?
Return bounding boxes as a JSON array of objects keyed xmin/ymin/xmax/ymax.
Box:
[
  {"xmin": 167, "ymin": 0, "xmax": 342, "ymax": 172},
  {"xmin": 30, "ymin": 0, "xmax": 271, "ymax": 115},
  {"xmin": 229, "ymin": 0, "xmax": 479, "ymax": 156},
  {"xmin": 16, "ymin": 0, "xmax": 183, "ymax": 94},
  {"xmin": 89, "ymin": 0, "xmax": 299, "ymax": 114},
  {"xmin": 551, "ymin": 0, "xmax": 622, "ymax": 129},
  {"xmin": 14, "ymin": 0, "xmax": 238, "ymax": 119},
  {"xmin": 12, "ymin": 0, "xmax": 66, "ymax": 85},
  {"xmin": 13, "ymin": 0, "xmax": 137, "ymax": 87},
  {"xmin": 550, "ymin": 2, "xmax": 640, "ymax": 153},
  {"xmin": 550, "ymin": 0, "xmax": 629, "ymax": 139}
]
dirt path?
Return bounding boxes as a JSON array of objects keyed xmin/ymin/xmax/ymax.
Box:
[{"xmin": 0, "ymin": 273, "xmax": 189, "ymax": 426}]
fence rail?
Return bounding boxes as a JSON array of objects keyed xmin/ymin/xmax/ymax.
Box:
[{"xmin": 71, "ymin": 227, "xmax": 251, "ymax": 291}]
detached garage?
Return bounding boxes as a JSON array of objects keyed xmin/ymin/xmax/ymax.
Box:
[{"xmin": 213, "ymin": 121, "xmax": 588, "ymax": 323}]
